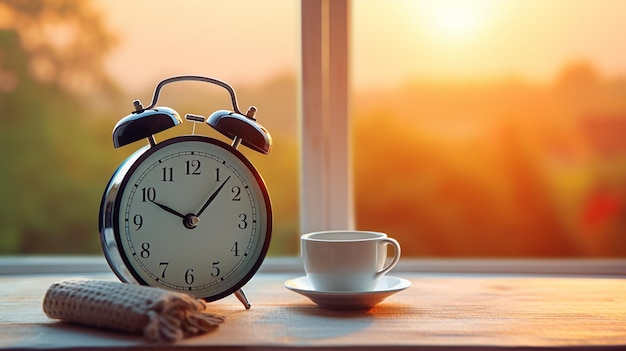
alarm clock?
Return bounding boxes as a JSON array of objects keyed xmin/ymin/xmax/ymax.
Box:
[{"xmin": 99, "ymin": 76, "xmax": 272, "ymax": 309}]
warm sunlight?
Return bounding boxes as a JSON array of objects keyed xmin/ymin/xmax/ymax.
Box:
[
  {"xmin": 430, "ymin": 1, "xmax": 480, "ymax": 38},
  {"xmin": 3, "ymin": 0, "xmax": 626, "ymax": 258},
  {"xmin": 410, "ymin": 0, "xmax": 497, "ymax": 42},
  {"xmin": 353, "ymin": 0, "xmax": 626, "ymax": 88}
]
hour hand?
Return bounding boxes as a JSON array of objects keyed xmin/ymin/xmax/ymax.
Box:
[{"xmin": 152, "ymin": 201, "xmax": 186, "ymax": 219}]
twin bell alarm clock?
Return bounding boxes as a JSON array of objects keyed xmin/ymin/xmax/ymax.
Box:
[{"xmin": 99, "ymin": 76, "xmax": 273, "ymax": 309}]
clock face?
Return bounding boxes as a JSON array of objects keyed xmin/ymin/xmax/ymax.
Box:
[{"xmin": 102, "ymin": 136, "xmax": 271, "ymax": 301}]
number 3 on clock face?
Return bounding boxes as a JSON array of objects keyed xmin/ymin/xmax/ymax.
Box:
[{"xmin": 100, "ymin": 135, "xmax": 272, "ymax": 302}]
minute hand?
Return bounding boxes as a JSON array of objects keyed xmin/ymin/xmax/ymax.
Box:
[{"xmin": 196, "ymin": 176, "xmax": 231, "ymax": 217}]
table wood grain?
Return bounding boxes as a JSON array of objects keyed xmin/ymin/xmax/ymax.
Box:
[{"xmin": 1, "ymin": 270, "xmax": 625, "ymax": 350}]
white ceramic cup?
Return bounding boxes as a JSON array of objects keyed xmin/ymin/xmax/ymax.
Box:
[{"xmin": 301, "ymin": 230, "xmax": 401, "ymax": 292}]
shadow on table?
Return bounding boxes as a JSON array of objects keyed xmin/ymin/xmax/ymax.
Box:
[{"xmin": 269, "ymin": 302, "xmax": 414, "ymax": 340}]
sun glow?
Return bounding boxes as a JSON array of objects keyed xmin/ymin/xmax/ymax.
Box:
[
  {"xmin": 414, "ymin": 0, "xmax": 497, "ymax": 42},
  {"xmin": 433, "ymin": 1, "xmax": 477, "ymax": 36}
]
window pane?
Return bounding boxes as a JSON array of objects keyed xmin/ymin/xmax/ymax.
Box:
[
  {"xmin": 352, "ymin": 0, "xmax": 626, "ymax": 257},
  {"xmin": 0, "ymin": 0, "xmax": 299, "ymax": 255}
]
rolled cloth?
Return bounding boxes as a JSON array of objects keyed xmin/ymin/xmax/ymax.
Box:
[{"xmin": 42, "ymin": 279, "xmax": 225, "ymax": 342}]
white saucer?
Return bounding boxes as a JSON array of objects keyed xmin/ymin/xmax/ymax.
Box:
[{"xmin": 284, "ymin": 275, "xmax": 411, "ymax": 310}]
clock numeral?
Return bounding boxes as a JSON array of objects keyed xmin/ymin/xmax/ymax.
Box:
[
  {"xmin": 185, "ymin": 268, "xmax": 195, "ymax": 285},
  {"xmin": 214, "ymin": 167, "xmax": 220, "ymax": 182},
  {"xmin": 159, "ymin": 262, "xmax": 169, "ymax": 278},
  {"xmin": 238, "ymin": 213, "xmax": 248, "ymax": 229},
  {"xmin": 161, "ymin": 167, "xmax": 174, "ymax": 182},
  {"xmin": 211, "ymin": 262, "xmax": 220, "ymax": 277},
  {"xmin": 231, "ymin": 242, "xmax": 240, "ymax": 256},
  {"xmin": 185, "ymin": 160, "xmax": 201, "ymax": 175},
  {"xmin": 133, "ymin": 214, "xmax": 143, "ymax": 230},
  {"xmin": 231, "ymin": 186, "xmax": 241, "ymax": 201},
  {"xmin": 141, "ymin": 187, "xmax": 156, "ymax": 202},
  {"xmin": 140, "ymin": 242, "xmax": 150, "ymax": 258}
]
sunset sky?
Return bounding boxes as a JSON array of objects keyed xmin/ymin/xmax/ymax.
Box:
[{"xmin": 94, "ymin": 0, "xmax": 626, "ymax": 92}]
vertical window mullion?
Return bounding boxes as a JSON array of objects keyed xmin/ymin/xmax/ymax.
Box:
[{"xmin": 300, "ymin": 0, "xmax": 354, "ymax": 233}]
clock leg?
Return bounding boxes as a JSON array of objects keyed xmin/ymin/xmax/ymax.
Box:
[{"xmin": 234, "ymin": 288, "xmax": 251, "ymax": 309}]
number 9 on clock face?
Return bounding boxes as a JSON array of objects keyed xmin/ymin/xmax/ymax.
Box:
[{"xmin": 100, "ymin": 135, "xmax": 272, "ymax": 302}]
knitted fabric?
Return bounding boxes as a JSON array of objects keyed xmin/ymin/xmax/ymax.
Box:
[{"xmin": 42, "ymin": 279, "xmax": 225, "ymax": 342}]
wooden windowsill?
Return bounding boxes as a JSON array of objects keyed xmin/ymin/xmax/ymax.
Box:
[{"xmin": 1, "ymin": 257, "xmax": 625, "ymax": 350}]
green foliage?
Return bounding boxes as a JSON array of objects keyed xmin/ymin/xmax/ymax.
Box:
[{"xmin": 0, "ymin": 0, "xmax": 120, "ymax": 253}]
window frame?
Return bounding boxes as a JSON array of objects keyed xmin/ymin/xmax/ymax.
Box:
[{"xmin": 299, "ymin": 0, "xmax": 354, "ymax": 233}]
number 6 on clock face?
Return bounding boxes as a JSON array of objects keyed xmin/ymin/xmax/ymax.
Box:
[{"xmin": 100, "ymin": 135, "xmax": 272, "ymax": 302}]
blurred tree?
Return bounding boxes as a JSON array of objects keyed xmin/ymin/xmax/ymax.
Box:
[
  {"xmin": 0, "ymin": 0, "xmax": 117, "ymax": 94},
  {"xmin": 0, "ymin": 0, "xmax": 120, "ymax": 253}
]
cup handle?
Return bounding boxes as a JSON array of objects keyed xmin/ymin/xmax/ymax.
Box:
[{"xmin": 375, "ymin": 237, "xmax": 401, "ymax": 279}]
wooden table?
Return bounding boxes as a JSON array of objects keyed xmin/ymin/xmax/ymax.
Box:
[{"xmin": 1, "ymin": 258, "xmax": 625, "ymax": 350}]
